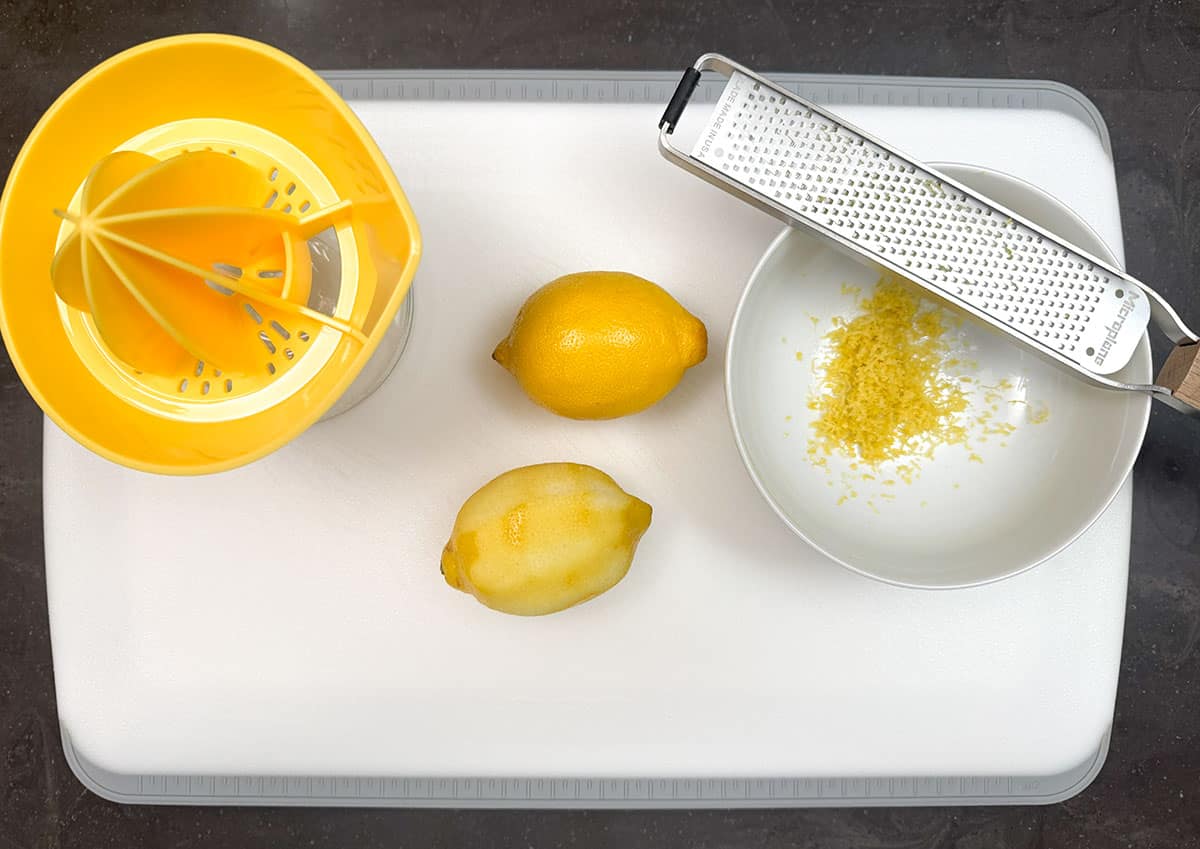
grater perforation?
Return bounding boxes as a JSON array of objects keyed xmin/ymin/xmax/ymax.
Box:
[{"xmin": 658, "ymin": 55, "xmax": 1200, "ymax": 414}]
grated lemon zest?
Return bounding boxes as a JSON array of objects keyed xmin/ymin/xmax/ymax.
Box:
[{"xmin": 808, "ymin": 274, "xmax": 970, "ymax": 465}]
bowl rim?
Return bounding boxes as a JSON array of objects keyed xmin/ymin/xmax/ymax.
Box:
[{"xmin": 724, "ymin": 161, "xmax": 1152, "ymax": 590}]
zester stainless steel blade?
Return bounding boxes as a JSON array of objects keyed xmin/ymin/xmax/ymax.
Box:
[{"xmin": 659, "ymin": 60, "xmax": 1154, "ymax": 379}]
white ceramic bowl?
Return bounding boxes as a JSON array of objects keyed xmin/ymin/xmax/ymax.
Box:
[{"xmin": 726, "ymin": 163, "xmax": 1152, "ymax": 588}]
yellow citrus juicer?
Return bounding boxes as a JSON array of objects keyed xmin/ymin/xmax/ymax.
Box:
[{"xmin": 0, "ymin": 34, "xmax": 421, "ymax": 474}]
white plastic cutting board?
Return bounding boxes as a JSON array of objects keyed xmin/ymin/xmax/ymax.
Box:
[{"xmin": 45, "ymin": 97, "xmax": 1131, "ymax": 780}]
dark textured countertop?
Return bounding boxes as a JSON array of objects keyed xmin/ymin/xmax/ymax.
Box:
[{"xmin": 3, "ymin": 1, "xmax": 1200, "ymax": 846}]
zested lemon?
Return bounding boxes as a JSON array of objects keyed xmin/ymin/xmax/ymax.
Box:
[
  {"xmin": 493, "ymin": 271, "xmax": 707, "ymax": 419},
  {"xmin": 441, "ymin": 463, "xmax": 653, "ymax": 616}
]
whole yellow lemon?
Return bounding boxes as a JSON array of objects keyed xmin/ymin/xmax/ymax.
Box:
[
  {"xmin": 441, "ymin": 463, "xmax": 653, "ymax": 616},
  {"xmin": 493, "ymin": 271, "xmax": 707, "ymax": 419}
]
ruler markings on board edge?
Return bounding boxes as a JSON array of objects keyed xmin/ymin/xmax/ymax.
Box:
[
  {"xmin": 315, "ymin": 70, "xmax": 1109, "ymax": 156},
  {"xmin": 66, "ymin": 727, "xmax": 1110, "ymax": 807}
]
